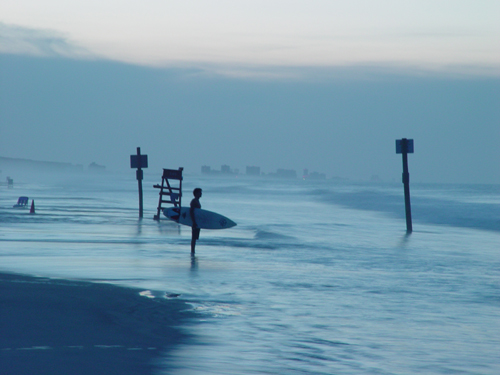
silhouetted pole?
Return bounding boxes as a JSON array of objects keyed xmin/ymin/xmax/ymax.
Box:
[
  {"xmin": 130, "ymin": 147, "xmax": 148, "ymax": 218},
  {"xmin": 396, "ymin": 138, "xmax": 414, "ymax": 233}
]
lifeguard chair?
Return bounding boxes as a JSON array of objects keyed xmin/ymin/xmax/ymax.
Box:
[{"xmin": 153, "ymin": 168, "xmax": 183, "ymax": 220}]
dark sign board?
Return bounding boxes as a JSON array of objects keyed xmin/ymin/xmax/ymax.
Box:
[
  {"xmin": 163, "ymin": 168, "xmax": 183, "ymax": 180},
  {"xmin": 396, "ymin": 139, "xmax": 414, "ymax": 154},
  {"xmin": 130, "ymin": 154, "xmax": 148, "ymax": 169}
]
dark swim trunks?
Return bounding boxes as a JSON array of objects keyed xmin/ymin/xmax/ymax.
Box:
[{"xmin": 192, "ymin": 227, "xmax": 200, "ymax": 240}]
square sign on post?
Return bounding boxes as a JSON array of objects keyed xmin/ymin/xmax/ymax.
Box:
[
  {"xmin": 130, "ymin": 154, "xmax": 148, "ymax": 169},
  {"xmin": 396, "ymin": 139, "xmax": 414, "ymax": 154}
]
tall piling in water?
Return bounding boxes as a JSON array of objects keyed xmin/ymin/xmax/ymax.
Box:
[
  {"xmin": 396, "ymin": 138, "xmax": 414, "ymax": 233},
  {"xmin": 130, "ymin": 147, "xmax": 148, "ymax": 218}
]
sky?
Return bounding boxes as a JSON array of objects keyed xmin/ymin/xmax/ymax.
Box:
[{"xmin": 1, "ymin": 1, "xmax": 499, "ymax": 183}]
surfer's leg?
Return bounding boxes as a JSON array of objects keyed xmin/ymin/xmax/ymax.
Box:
[{"xmin": 191, "ymin": 228, "xmax": 200, "ymax": 254}]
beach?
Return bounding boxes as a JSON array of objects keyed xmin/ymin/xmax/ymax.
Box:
[{"xmin": 0, "ymin": 272, "xmax": 195, "ymax": 375}]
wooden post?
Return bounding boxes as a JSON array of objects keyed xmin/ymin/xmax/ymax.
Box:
[
  {"xmin": 130, "ymin": 147, "xmax": 148, "ymax": 218},
  {"xmin": 396, "ymin": 138, "xmax": 414, "ymax": 233}
]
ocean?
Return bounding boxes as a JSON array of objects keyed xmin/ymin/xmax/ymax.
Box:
[{"xmin": 1, "ymin": 171, "xmax": 499, "ymax": 374}]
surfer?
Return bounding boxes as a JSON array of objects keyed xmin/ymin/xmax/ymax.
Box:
[{"xmin": 190, "ymin": 188, "xmax": 202, "ymax": 254}]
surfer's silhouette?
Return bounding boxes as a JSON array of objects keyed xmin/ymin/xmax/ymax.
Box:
[{"xmin": 190, "ymin": 188, "xmax": 202, "ymax": 254}]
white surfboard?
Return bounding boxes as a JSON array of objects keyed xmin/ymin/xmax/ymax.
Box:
[{"xmin": 163, "ymin": 207, "xmax": 236, "ymax": 230}]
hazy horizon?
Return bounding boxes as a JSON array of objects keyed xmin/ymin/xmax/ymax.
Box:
[
  {"xmin": 1, "ymin": 52, "xmax": 499, "ymax": 184},
  {"xmin": 1, "ymin": 1, "xmax": 499, "ymax": 184}
]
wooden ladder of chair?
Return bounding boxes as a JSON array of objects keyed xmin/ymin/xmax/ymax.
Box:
[{"xmin": 153, "ymin": 168, "xmax": 183, "ymax": 220}]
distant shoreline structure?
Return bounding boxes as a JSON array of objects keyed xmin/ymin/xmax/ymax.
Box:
[
  {"xmin": 201, "ymin": 164, "xmax": 336, "ymax": 180},
  {"xmin": 0, "ymin": 156, "xmax": 105, "ymax": 173}
]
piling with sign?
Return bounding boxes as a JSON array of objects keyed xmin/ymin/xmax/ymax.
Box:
[
  {"xmin": 396, "ymin": 138, "xmax": 414, "ymax": 233},
  {"xmin": 130, "ymin": 147, "xmax": 148, "ymax": 218}
]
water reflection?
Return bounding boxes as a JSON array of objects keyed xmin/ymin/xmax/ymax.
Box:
[
  {"xmin": 398, "ymin": 232, "xmax": 412, "ymax": 248},
  {"xmin": 190, "ymin": 255, "xmax": 199, "ymax": 274},
  {"xmin": 135, "ymin": 219, "xmax": 143, "ymax": 237}
]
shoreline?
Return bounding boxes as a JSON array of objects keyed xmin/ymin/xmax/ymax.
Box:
[{"xmin": 0, "ymin": 272, "xmax": 197, "ymax": 375}]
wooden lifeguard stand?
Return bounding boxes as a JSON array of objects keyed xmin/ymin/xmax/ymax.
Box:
[{"xmin": 153, "ymin": 168, "xmax": 183, "ymax": 220}]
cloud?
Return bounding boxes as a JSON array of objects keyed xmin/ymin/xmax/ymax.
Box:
[
  {"xmin": 1, "ymin": 21, "xmax": 498, "ymax": 81},
  {"xmin": 0, "ymin": 23, "xmax": 92, "ymax": 59}
]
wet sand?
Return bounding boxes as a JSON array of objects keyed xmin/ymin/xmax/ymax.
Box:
[{"xmin": 0, "ymin": 272, "xmax": 195, "ymax": 375}]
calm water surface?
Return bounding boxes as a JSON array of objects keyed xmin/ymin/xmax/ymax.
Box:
[{"xmin": 1, "ymin": 172, "xmax": 499, "ymax": 374}]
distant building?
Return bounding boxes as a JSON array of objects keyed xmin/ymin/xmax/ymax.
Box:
[
  {"xmin": 88, "ymin": 162, "xmax": 105, "ymax": 171},
  {"xmin": 201, "ymin": 165, "xmax": 237, "ymax": 175},
  {"xmin": 274, "ymin": 169, "xmax": 297, "ymax": 179},
  {"xmin": 303, "ymin": 169, "xmax": 326, "ymax": 180},
  {"xmin": 246, "ymin": 166, "xmax": 261, "ymax": 176}
]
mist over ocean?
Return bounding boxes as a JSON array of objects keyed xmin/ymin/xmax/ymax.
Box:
[{"xmin": 1, "ymin": 171, "xmax": 499, "ymax": 374}]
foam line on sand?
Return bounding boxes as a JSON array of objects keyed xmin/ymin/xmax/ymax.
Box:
[{"xmin": 0, "ymin": 272, "xmax": 196, "ymax": 375}]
